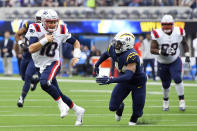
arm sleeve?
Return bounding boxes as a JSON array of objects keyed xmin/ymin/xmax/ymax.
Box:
[
  {"xmin": 110, "ymin": 70, "xmax": 134, "ymax": 83},
  {"xmin": 95, "ymin": 51, "xmax": 109, "ymax": 67},
  {"xmin": 29, "ymin": 37, "xmax": 39, "ymax": 45},
  {"xmin": 66, "ymin": 36, "xmax": 76, "ymax": 45}
]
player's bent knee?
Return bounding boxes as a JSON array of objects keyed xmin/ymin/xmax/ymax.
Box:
[
  {"xmin": 162, "ymin": 82, "xmax": 170, "ymax": 89},
  {"xmin": 109, "ymin": 106, "xmax": 117, "ymax": 112},
  {"xmin": 40, "ymin": 79, "xmax": 49, "ymax": 88},
  {"xmin": 174, "ymin": 78, "xmax": 182, "ymax": 84}
]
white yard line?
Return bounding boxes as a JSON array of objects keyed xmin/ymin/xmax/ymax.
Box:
[
  {"xmin": 0, "ymin": 77, "xmax": 196, "ymax": 87},
  {"xmin": 0, "ymin": 113, "xmax": 197, "ymax": 117},
  {"xmin": 0, "ymin": 124, "xmax": 197, "ymax": 128}
]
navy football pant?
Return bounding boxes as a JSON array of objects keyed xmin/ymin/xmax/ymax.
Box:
[
  {"xmin": 20, "ymin": 58, "xmax": 37, "ymax": 99},
  {"xmin": 38, "ymin": 60, "xmax": 73, "ymax": 107},
  {"xmin": 143, "ymin": 59, "xmax": 156, "ymax": 80},
  {"xmin": 109, "ymin": 82, "xmax": 146, "ymax": 118},
  {"xmin": 158, "ymin": 57, "xmax": 182, "ymax": 89}
]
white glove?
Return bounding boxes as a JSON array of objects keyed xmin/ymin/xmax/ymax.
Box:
[
  {"xmin": 17, "ymin": 40, "xmax": 24, "ymax": 46},
  {"xmin": 166, "ymin": 47, "xmax": 175, "ymax": 55},
  {"xmin": 73, "ymin": 48, "xmax": 81, "ymax": 58}
]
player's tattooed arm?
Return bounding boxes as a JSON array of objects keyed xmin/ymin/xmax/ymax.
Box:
[
  {"xmin": 182, "ymin": 37, "xmax": 189, "ymax": 53},
  {"xmin": 151, "ymin": 40, "xmax": 160, "ymax": 55},
  {"xmin": 15, "ymin": 27, "xmax": 27, "ymax": 42}
]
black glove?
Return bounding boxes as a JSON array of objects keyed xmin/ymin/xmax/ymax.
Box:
[
  {"xmin": 94, "ymin": 66, "xmax": 99, "ymax": 75},
  {"xmin": 185, "ymin": 56, "xmax": 190, "ymax": 63},
  {"xmin": 96, "ymin": 76, "xmax": 112, "ymax": 85}
]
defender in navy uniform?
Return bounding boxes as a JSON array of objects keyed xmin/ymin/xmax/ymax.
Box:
[
  {"xmin": 95, "ymin": 31, "xmax": 147, "ymax": 126},
  {"xmin": 15, "ymin": 10, "xmax": 44, "ymax": 107}
]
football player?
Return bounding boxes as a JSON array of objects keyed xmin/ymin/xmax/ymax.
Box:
[
  {"xmin": 26, "ymin": 9, "xmax": 85, "ymax": 126},
  {"xmin": 15, "ymin": 9, "xmax": 44, "ymax": 107},
  {"xmin": 95, "ymin": 31, "xmax": 147, "ymax": 126},
  {"xmin": 150, "ymin": 15, "xmax": 190, "ymax": 111}
]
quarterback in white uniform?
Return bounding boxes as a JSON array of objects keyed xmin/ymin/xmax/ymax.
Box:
[
  {"xmin": 26, "ymin": 9, "xmax": 85, "ymax": 126},
  {"xmin": 150, "ymin": 15, "xmax": 190, "ymax": 111}
]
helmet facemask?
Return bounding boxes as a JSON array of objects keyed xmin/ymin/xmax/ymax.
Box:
[
  {"xmin": 161, "ymin": 23, "xmax": 174, "ymax": 34},
  {"xmin": 43, "ymin": 19, "xmax": 59, "ymax": 33}
]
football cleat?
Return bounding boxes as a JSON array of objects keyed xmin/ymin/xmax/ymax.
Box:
[
  {"xmin": 115, "ymin": 103, "xmax": 124, "ymax": 121},
  {"xmin": 115, "ymin": 114, "xmax": 121, "ymax": 121},
  {"xmin": 163, "ymin": 100, "xmax": 169, "ymax": 111},
  {"xmin": 75, "ymin": 107, "xmax": 85, "ymax": 126},
  {"xmin": 179, "ymin": 100, "xmax": 186, "ymax": 111},
  {"xmin": 17, "ymin": 96, "xmax": 24, "ymax": 108},
  {"xmin": 128, "ymin": 122, "xmax": 136, "ymax": 126},
  {"xmin": 58, "ymin": 102, "xmax": 69, "ymax": 118},
  {"xmin": 30, "ymin": 77, "xmax": 39, "ymax": 91}
]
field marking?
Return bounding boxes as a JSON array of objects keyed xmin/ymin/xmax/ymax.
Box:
[
  {"xmin": 0, "ymin": 77, "xmax": 196, "ymax": 87},
  {"xmin": 0, "ymin": 124, "xmax": 197, "ymax": 128},
  {"xmin": 0, "ymin": 113, "xmax": 197, "ymax": 117},
  {"xmin": 1, "ymin": 105, "xmax": 197, "ymax": 108}
]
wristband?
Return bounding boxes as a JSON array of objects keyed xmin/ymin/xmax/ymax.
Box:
[
  {"xmin": 73, "ymin": 48, "xmax": 81, "ymax": 58},
  {"xmin": 39, "ymin": 37, "xmax": 48, "ymax": 46},
  {"xmin": 185, "ymin": 52, "xmax": 190, "ymax": 57},
  {"xmin": 158, "ymin": 50, "xmax": 161, "ymax": 55}
]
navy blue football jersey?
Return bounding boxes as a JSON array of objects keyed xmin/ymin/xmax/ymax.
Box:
[
  {"xmin": 23, "ymin": 21, "xmax": 33, "ymax": 59},
  {"xmin": 107, "ymin": 44, "xmax": 146, "ymax": 85}
]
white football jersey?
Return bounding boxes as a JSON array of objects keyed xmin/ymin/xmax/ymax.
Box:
[
  {"xmin": 25, "ymin": 23, "xmax": 71, "ymax": 72},
  {"xmin": 151, "ymin": 27, "xmax": 185, "ymax": 64}
]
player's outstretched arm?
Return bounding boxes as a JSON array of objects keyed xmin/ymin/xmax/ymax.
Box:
[
  {"xmin": 15, "ymin": 27, "xmax": 26, "ymax": 42},
  {"xmin": 96, "ymin": 63, "xmax": 136, "ymax": 85}
]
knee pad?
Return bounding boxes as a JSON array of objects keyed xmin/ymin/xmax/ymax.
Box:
[
  {"xmin": 109, "ymin": 106, "xmax": 117, "ymax": 112},
  {"xmin": 174, "ymin": 77, "xmax": 182, "ymax": 84},
  {"xmin": 40, "ymin": 79, "xmax": 49, "ymax": 89},
  {"xmin": 162, "ymin": 81, "xmax": 171, "ymax": 89}
]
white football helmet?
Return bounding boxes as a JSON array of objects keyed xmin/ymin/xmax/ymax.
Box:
[
  {"xmin": 35, "ymin": 9, "xmax": 45, "ymax": 23},
  {"xmin": 41, "ymin": 9, "xmax": 59, "ymax": 32},
  {"xmin": 112, "ymin": 31, "xmax": 135, "ymax": 54},
  {"xmin": 161, "ymin": 14, "xmax": 174, "ymax": 34}
]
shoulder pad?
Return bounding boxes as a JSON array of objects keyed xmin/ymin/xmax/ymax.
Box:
[
  {"xmin": 32, "ymin": 23, "xmax": 41, "ymax": 32},
  {"xmin": 152, "ymin": 29, "xmax": 159, "ymax": 38},
  {"xmin": 60, "ymin": 24, "xmax": 67, "ymax": 34},
  {"xmin": 126, "ymin": 52, "xmax": 139, "ymax": 64}
]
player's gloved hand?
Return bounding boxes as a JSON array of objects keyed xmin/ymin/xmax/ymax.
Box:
[
  {"xmin": 185, "ymin": 52, "xmax": 190, "ymax": 63},
  {"xmin": 160, "ymin": 47, "xmax": 175, "ymax": 56},
  {"xmin": 94, "ymin": 66, "xmax": 99, "ymax": 75},
  {"xmin": 96, "ymin": 76, "xmax": 112, "ymax": 85},
  {"xmin": 18, "ymin": 40, "xmax": 28, "ymax": 50}
]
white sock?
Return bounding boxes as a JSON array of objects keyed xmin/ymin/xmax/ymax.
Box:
[
  {"xmin": 175, "ymin": 82, "xmax": 184, "ymax": 96},
  {"xmin": 71, "ymin": 103, "xmax": 79, "ymax": 112},
  {"xmin": 162, "ymin": 87, "xmax": 170, "ymax": 99},
  {"xmin": 56, "ymin": 97, "xmax": 63, "ymax": 104}
]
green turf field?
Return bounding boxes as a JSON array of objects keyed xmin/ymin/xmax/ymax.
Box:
[{"xmin": 0, "ymin": 76, "xmax": 196, "ymax": 131}]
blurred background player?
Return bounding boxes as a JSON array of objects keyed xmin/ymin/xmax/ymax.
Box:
[
  {"xmin": 150, "ymin": 14, "xmax": 190, "ymax": 111},
  {"xmin": 27, "ymin": 9, "xmax": 85, "ymax": 126},
  {"xmin": 15, "ymin": 9, "xmax": 43, "ymax": 107},
  {"xmin": 95, "ymin": 31, "xmax": 146, "ymax": 126},
  {"xmin": 192, "ymin": 32, "xmax": 197, "ymax": 79},
  {"xmin": 141, "ymin": 33, "xmax": 156, "ymax": 81}
]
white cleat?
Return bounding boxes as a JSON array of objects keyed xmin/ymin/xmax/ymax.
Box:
[
  {"xmin": 128, "ymin": 122, "xmax": 136, "ymax": 126},
  {"xmin": 179, "ymin": 100, "xmax": 186, "ymax": 111},
  {"xmin": 17, "ymin": 96, "xmax": 24, "ymax": 108},
  {"xmin": 163, "ymin": 100, "xmax": 169, "ymax": 111},
  {"xmin": 115, "ymin": 114, "xmax": 121, "ymax": 121},
  {"xmin": 58, "ymin": 102, "xmax": 69, "ymax": 118},
  {"xmin": 75, "ymin": 107, "xmax": 85, "ymax": 126}
]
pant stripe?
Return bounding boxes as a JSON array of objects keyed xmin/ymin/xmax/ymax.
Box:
[{"xmin": 48, "ymin": 60, "xmax": 60, "ymax": 81}]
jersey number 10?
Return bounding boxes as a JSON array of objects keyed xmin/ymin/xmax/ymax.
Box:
[{"xmin": 40, "ymin": 42, "xmax": 58, "ymax": 57}]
